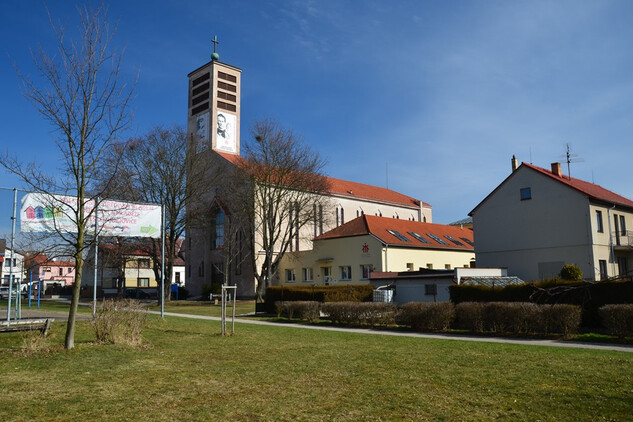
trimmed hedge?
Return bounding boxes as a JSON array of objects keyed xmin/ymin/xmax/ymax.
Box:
[
  {"xmin": 396, "ymin": 302, "xmax": 455, "ymax": 332},
  {"xmin": 321, "ymin": 302, "xmax": 397, "ymax": 326},
  {"xmin": 264, "ymin": 285, "xmax": 374, "ymax": 313},
  {"xmin": 450, "ymin": 280, "xmax": 633, "ymax": 327},
  {"xmin": 453, "ymin": 302, "xmax": 581, "ymax": 337},
  {"xmin": 599, "ymin": 304, "xmax": 633, "ymax": 338},
  {"xmin": 275, "ymin": 301, "xmax": 321, "ymax": 322},
  {"xmin": 454, "ymin": 302, "xmax": 485, "ymax": 333}
]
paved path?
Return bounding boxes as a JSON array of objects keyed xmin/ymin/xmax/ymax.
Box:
[
  {"xmin": 148, "ymin": 310, "xmax": 633, "ymax": 354},
  {"xmin": 4, "ymin": 305, "xmax": 632, "ymax": 353},
  {"xmin": 0, "ymin": 307, "xmax": 93, "ymax": 322}
]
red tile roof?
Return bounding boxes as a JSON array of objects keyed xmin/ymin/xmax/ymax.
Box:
[
  {"xmin": 315, "ymin": 215, "xmax": 474, "ymax": 251},
  {"xmin": 523, "ymin": 163, "xmax": 633, "ymax": 208},
  {"xmin": 43, "ymin": 260, "xmax": 75, "ymax": 267},
  {"xmin": 215, "ymin": 151, "xmax": 426, "ymax": 209}
]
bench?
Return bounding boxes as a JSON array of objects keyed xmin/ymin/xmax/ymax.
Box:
[{"xmin": 0, "ymin": 318, "xmax": 52, "ymax": 336}]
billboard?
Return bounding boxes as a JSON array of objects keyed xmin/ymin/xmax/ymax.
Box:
[
  {"xmin": 21, "ymin": 193, "xmax": 161, "ymax": 238},
  {"xmin": 216, "ymin": 111, "xmax": 236, "ymax": 153}
]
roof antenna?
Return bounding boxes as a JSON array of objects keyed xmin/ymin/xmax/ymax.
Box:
[
  {"xmin": 558, "ymin": 143, "xmax": 584, "ymax": 180},
  {"xmin": 529, "ymin": 146, "xmax": 533, "ymax": 164}
]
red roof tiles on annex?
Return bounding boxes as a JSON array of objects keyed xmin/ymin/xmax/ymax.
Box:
[
  {"xmin": 215, "ymin": 150, "xmax": 427, "ymax": 209},
  {"xmin": 315, "ymin": 215, "xmax": 474, "ymax": 250}
]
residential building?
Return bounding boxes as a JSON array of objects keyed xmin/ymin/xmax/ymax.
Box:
[
  {"xmin": 278, "ymin": 215, "xmax": 475, "ymax": 286},
  {"xmin": 82, "ymin": 239, "xmax": 186, "ymax": 296},
  {"xmin": 30, "ymin": 257, "xmax": 76, "ymax": 289},
  {"xmin": 185, "ymin": 49, "xmax": 431, "ymax": 298},
  {"xmin": 470, "ymin": 158, "xmax": 633, "ymax": 281},
  {"xmin": 1, "ymin": 248, "xmax": 25, "ymax": 286}
]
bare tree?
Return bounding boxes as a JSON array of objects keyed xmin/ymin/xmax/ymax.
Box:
[
  {"xmin": 236, "ymin": 119, "xmax": 331, "ymax": 300},
  {"xmin": 98, "ymin": 125, "xmax": 208, "ymax": 302},
  {"xmin": 207, "ymin": 198, "xmax": 250, "ymax": 294},
  {"xmin": 1, "ymin": 6, "xmax": 134, "ymax": 349}
]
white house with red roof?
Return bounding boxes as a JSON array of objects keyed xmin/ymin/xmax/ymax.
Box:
[
  {"xmin": 278, "ymin": 215, "xmax": 474, "ymax": 286},
  {"xmin": 470, "ymin": 159, "xmax": 633, "ymax": 281}
]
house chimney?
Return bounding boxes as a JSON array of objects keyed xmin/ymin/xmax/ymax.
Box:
[
  {"xmin": 511, "ymin": 155, "xmax": 519, "ymax": 172},
  {"xmin": 551, "ymin": 162, "xmax": 562, "ymax": 177}
]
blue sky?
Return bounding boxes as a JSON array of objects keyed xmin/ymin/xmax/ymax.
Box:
[{"xmin": 1, "ymin": 0, "xmax": 633, "ymax": 239}]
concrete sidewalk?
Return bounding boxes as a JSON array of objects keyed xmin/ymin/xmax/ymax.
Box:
[{"xmin": 148, "ymin": 310, "xmax": 633, "ymax": 354}]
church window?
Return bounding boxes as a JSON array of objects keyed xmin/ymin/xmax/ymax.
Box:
[
  {"xmin": 210, "ymin": 209, "xmax": 225, "ymax": 249},
  {"xmin": 319, "ymin": 204, "xmax": 323, "ymax": 235}
]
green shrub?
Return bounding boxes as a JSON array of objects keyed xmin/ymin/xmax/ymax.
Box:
[
  {"xmin": 451, "ymin": 280, "xmax": 633, "ymax": 327},
  {"xmin": 481, "ymin": 302, "xmax": 541, "ymax": 335},
  {"xmin": 321, "ymin": 302, "xmax": 396, "ymax": 326},
  {"xmin": 275, "ymin": 301, "xmax": 321, "ymax": 322},
  {"xmin": 264, "ymin": 285, "xmax": 374, "ymax": 313},
  {"xmin": 599, "ymin": 304, "xmax": 633, "ymax": 338},
  {"xmin": 482, "ymin": 302, "xmax": 513, "ymax": 333},
  {"xmin": 454, "ymin": 302, "xmax": 486, "ymax": 333},
  {"xmin": 92, "ymin": 299, "xmax": 147, "ymax": 346},
  {"xmin": 560, "ymin": 264, "xmax": 583, "ymax": 281},
  {"xmin": 396, "ymin": 302, "xmax": 455, "ymax": 332},
  {"xmin": 540, "ymin": 304, "xmax": 582, "ymax": 338}
]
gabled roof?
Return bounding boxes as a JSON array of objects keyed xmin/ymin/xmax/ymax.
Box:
[
  {"xmin": 470, "ymin": 162, "xmax": 633, "ymax": 215},
  {"xmin": 315, "ymin": 215, "xmax": 474, "ymax": 251},
  {"xmin": 215, "ymin": 150, "xmax": 425, "ymax": 209},
  {"xmin": 523, "ymin": 163, "xmax": 633, "ymax": 208}
]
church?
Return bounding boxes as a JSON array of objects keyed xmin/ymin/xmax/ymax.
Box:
[{"xmin": 184, "ymin": 44, "xmax": 435, "ymax": 299}]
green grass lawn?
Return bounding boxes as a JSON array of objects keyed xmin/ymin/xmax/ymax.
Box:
[{"xmin": 0, "ymin": 313, "xmax": 632, "ymax": 421}]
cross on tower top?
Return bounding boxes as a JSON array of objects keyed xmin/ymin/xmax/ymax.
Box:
[{"xmin": 211, "ymin": 35, "xmax": 220, "ymax": 61}]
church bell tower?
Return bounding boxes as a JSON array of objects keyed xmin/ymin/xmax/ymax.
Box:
[{"xmin": 187, "ymin": 36, "xmax": 242, "ymax": 156}]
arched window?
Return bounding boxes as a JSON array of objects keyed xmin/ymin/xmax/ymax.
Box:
[{"xmin": 210, "ymin": 209, "xmax": 225, "ymax": 249}]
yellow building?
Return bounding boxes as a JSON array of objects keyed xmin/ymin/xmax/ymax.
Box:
[{"xmin": 279, "ymin": 215, "xmax": 475, "ymax": 286}]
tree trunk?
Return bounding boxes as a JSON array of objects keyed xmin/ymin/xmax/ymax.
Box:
[{"xmin": 65, "ymin": 254, "xmax": 84, "ymax": 350}]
